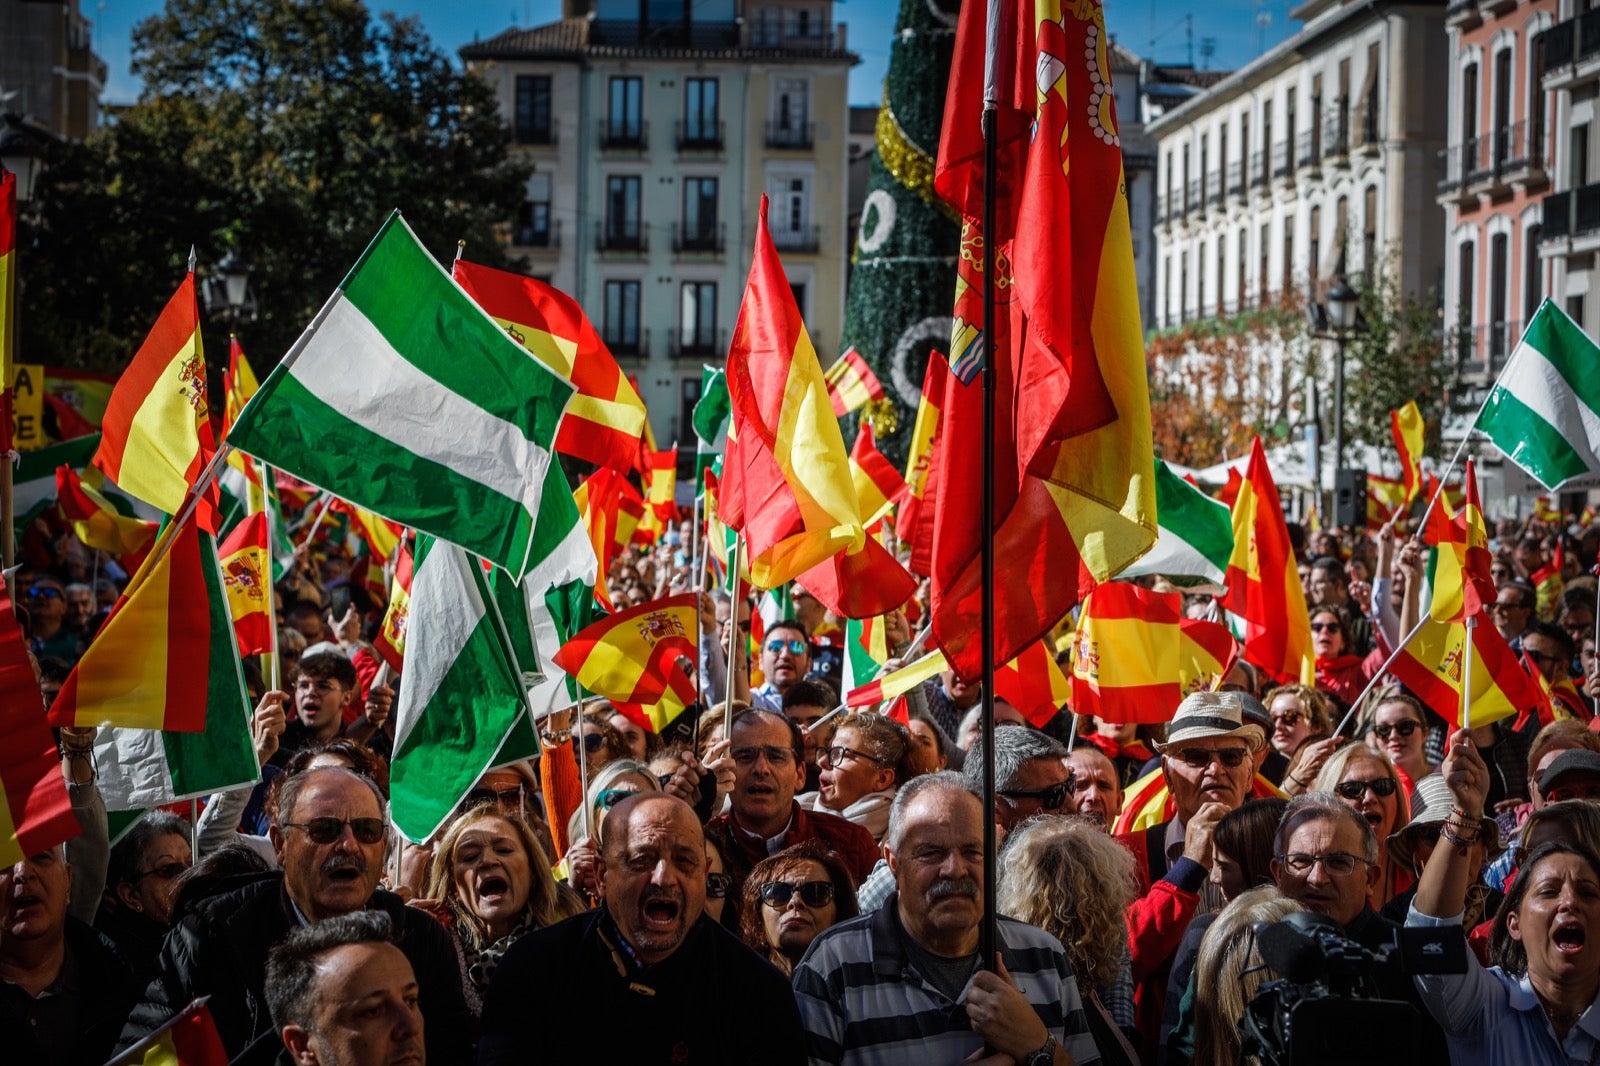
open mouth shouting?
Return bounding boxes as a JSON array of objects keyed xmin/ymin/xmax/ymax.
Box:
[
  {"xmin": 1553, "ymin": 918, "xmax": 1589, "ymax": 956},
  {"xmin": 476, "ymin": 874, "xmax": 511, "ymax": 909},
  {"xmin": 638, "ymin": 891, "xmax": 684, "ymax": 939}
]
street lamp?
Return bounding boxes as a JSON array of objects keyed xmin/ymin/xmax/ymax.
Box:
[
  {"xmin": 1324, "ymin": 274, "xmax": 1360, "ymax": 469},
  {"xmin": 202, "ymin": 248, "xmax": 258, "ymax": 328}
]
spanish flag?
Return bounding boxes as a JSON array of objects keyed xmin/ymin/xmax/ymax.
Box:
[
  {"xmin": 1535, "ymin": 496, "xmax": 1565, "ymax": 525},
  {"xmin": 372, "ymin": 540, "xmax": 414, "ymax": 672},
  {"xmin": 92, "ymin": 273, "xmax": 220, "ymax": 531},
  {"xmin": 993, "ymin": 640, "xmax": 1071, "ymax": 727},
  {"xmin": 1391, "ymin": 401, "xmax": 1426, "ymax": 506},
  {"xmin": 895, "ymin": 353, "xmax": 947, "ymax": 577},
  {"xmin": 848, "ymin": 423, "xmax": 905, "ymax": 528},
  {"xmin": 0, "ymin": 170, "xmax": 15, "ymax": 453},
  {"xmin": 49, "ymin": 511, "xmax": 248, "ymax": 733},
  {"xmin": 551, "ymin": 594, "xmax": 700, "ymax": 733},
  {"xmin": 1070, "ymin": 582, "xmax": 1237, "ymax": 724},
  {"xmin": 1367, "ymin": 473, "xmax": 1408, "ymax": 531},
  {"xmin": 0, "ymin": 572, "xmax": 80, "ymax": 868},
  {"xmin": 217, "ymin": 512, "xmax": 273, "ymax": 655},
  {"xmin": 110, "ymin": 998, "xmax": 228, "ymax": 1066},
  {"xmin": 846, "ymin": 648, "xmax": 948, "ymax": 708},
  {"xmin": 56, "ymin": 464, "xmax": 160, "ymax": 563},
  {"xmin": 1533, "ymin": 540, "xmax": 1565, "ymax": 621},
  {"xmin": 1113, "ymin": 767, "xmax": 1286, "ymax": 835},
  {"xmin": 454, "ymin": 258, "xmax": 649, "ymax": 473},
  {"xmin": 1219, "ymin": 438, "xmax": 1314, "ymax": 685},
  {"xmin": 719, "ymin": 197, "xmax": 915, "ymax": 619},
  {"xmin": 573, "ymin": 466, "xmax": 644, "ymax": 608},
  {"xmin": 220, "ymin": 338, "xmax": 261, "ymax": 488},
  {"xmin": 823, "ymin": 347, "xmax": 886, "ymax": 417},
  {"xmin": 337, "ymin": 499, "xmax": 404, "ymax": 563}
]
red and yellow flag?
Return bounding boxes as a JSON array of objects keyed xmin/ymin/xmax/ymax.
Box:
[
  {"xmin": 1070, "ymin": 582, "xmax": 1238, "ymax": 724},
  {"xmin": 119, "ymin": 998, "xmax": 229, "ymax": 1066},
  {"xmin": 848, "ymin": 422, "xmax": 905, "ymax": 528},
  {"xmin": 217, "ymin": 512, "xmax": 273, "ymax": 655},
  {"xmin": 221, "ymin": 338, "xmax": 261, "ymax": 488},
  {"xmin": 1219, "ymin": 438, "xmax": 1313, "ymax": 685},
  {"xmin": 0, "ymin": 170, "xmax": 15, "ymax": 453},
  {"xmin": 1535, "ymin": 497, "xmax": 1565, "ymax": 525},
  {"xmin": 454, "ymin": 259, "xmax": 648, "ymax": 473},
  {"xmin": 719, "ymin": 197, "xmax": 915, "ymax": 619},
  {"xmin": 846, "ymin": 648, "xmax": 948, "ymax": 708},
  {"xmin": 895, "ymin": 353, "xmax": 948, "ymax": 577},
  {"xmin": 1533, "ymin": 540, "xmax": 1566, "ymax": 621},
  {"xmin": 0, "ymin": 572, "xmax": 80, "ymax": 867},
  {"xmin": 1367, "ymin": 473, "xmax": 1408, "ymax": 531},
  {"xmin": 336, "ymin": 499, "xmax": 404, "ymax": 563},
  {"xmin": 49, "ymin": 513, "xmax": 246, "ymax": 733},
  {"xmin": 56, "ymin": 464, "xmax": 160, "ymax": 563},
  {"xmin": 1515, "ymin": 649, "xmax": 1590, "ymax": 732},
  {"xmin": 551, "ymin": 594, "xmax": 700, "ymax": 733},
  {"xmin": 993, "ymin": 640, "xmax": 1071, "ymax": 727},
  {"xmin": 1427, "ymin": 460, "xmax": 1497, "ymax": 625},
  {"xmin": 823, "ymin": 347, "xmax": 886, "ymax": 417},
  {"xmin": 92, "ymin": 273, "xmax": 220, "ymax": 530},
  {"xmin": 1391, "ymin": 401, "xmax": 1425, "ymax": 506},
  {"xmin": 1113, "ymin": 766, "xmax": 1286, "ymax": 835},
  {"xmin": 373, "ymin": 541, "xmax": 414, "ymax": 672},
  {"xmin": 573, "ymin": 466, "xmax": 645, "ymax": 608}
]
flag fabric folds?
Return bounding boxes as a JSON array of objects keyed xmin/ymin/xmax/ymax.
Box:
[
  {"xmin": 1069, "ymin": 582, "xmax": 1237, "ymax": 724},
  {"xmin": 1533, "ymin": 540, "xmax": 1565, "ymax": 621},
  {"xmin": 49, "ymin": 515, "xmax": 249, "ymax": 733},
  {"xmin": 453, "ymin": 258, "xmax": 649, "ymax": 473},
  {"xmin": 718, "ymin": 197, "xmax": 915, "ymax": 619},
  {"xmin": 217, "ymin": 513, "xmax": 274, "ymax": 655},
  {"xmin": 895, "ymin": 353, "xmax": 948, "ymax": 577},
  {"xmin": 1474, "ymin": 301, "xmax": 1600, "ymax": 490},
  {"xmin": 1391, "ymin": 401, "xmax": 1425, "ymax": 505},
  {"xmin": 389, "ymin": 535, "xmax": 535, "ymax": 843},
  {"xmin": 110, "ymin": 998, "xmax": 229, "ymax": 1066},
  {"xmin": 1366, "ymin": 474, "xmax": 1408, "ymax": 531},
  {"xmin": 1219, "ymin": 438, "xmax": 1314, "ymax": 685},
  {"xmin": 226, "ymin": 212, "xmax": 576, "ymax": 580},
  {"xmin": 56, "ymin": 464, "xmax": 160, "ymax": 561},
  {"xmin": 551, "ymin": 594, "xmax": 701, "ymax": 733},
  {"xmin": 92, "ymin": 273, "xmax": 220, "ymax": 530},
  {"xmin": 373, "ymin": 541, "xmax": 414, "ymax": 672},
  {"xmin": 692, "ymin": 366, "xmax": 731, "ymax": 480},
  {"xmin": 848, "ymin": 423, "xmax": 905, "ymax": 528},
  {"xmin": 0, "ymin": 573, "xmax": 80, "ymax": 868},
  {"xmin": 14, "ymin": 434, "xmax": 100, "ymax": 529},
  {"xmin": 1120, "ymin": 460, "xmax": 1234, "ymax": 586},
  {"xmin": 823, "ymin": 347, "xmax": 886, "ymax": 416},
  {"xmin": 992, "ymin": 640, "xmax": 1071, "ymax": 727},
  {"xmin": 846, "ymin": 648, "xmax": 949, "ymax": 709}
]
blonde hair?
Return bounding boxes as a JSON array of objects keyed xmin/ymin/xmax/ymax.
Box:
[
  {"xmin": 1263, "ymin": 684, "xmax": 1334, "ymax": 735},
  {"xmin": 995, "ymin": 817, "xmax": 1137, "ymax": 991},
  {"xmin": 1312, "ymin": 745, "xmax": 1411, "ymax": 907},
  {"xmin": 1192, "ymin": 886, "xmax": 1308, "ymax": 1066},
  {"xmin": 422, "ymin": 807, "xmax": 574, "ymax": 949}
]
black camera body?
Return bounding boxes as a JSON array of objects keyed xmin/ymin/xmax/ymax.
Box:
[{"xmin": 1238, "ymin": 911, "xmax": 1465, "ymax": 1066}]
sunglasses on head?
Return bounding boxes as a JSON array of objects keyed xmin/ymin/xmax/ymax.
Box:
[
  {"xmin": 1333, "ymin": 777, "xmax": 1398, "ymax": 800},
  {"xmin": 999, "ymin": 778, "xmax": 1072, "ymax": 811},
  {"xmin": 282, "ymin": 817, "xmax": 387, "ymax": 845},
  {"xmin": 597, "ymin": 788, "xmax": 640, "ymax": 810},
  {"xmin": 1173, "ymin": 747, "xmax": 1251, "ymax": 769},
  {"xmin": 765, "ymin": 638, "xmax": 807, "ymax": 656},
  {"xmin": 759, "ymin": 880, "xmax": 835, "ymax": 908},
  {"xmin": 1374, "ymin": 720, "xmax": 1420, "ymax": 741}
]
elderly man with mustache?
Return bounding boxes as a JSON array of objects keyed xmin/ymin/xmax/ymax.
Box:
[
  {"xmin": 794, "ymin": 773, "xmax": 1101, "ymax": 1066},
  {"xmin": 116, "ymin": 767, "xmax": 471, "ymax": 1066}
]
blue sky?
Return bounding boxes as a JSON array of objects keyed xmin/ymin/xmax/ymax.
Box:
[{"xmin": 90, "ymin": 0, "xmax": 1301, "ymax": 107}]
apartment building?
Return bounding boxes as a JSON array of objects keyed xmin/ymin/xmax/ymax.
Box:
[
  {"xmin": 460, "ymin": 0, "xmax": 856, "ymax": 444},
  {"xmin": 1439, "ymin": 0, "xmax": 1557, "ymax": 384},
  {"xmin": 1149, "ymin": 0, "xmax": 1449, "ymax": 331},
  {"xmin": 1540, "ymin": 0, "xmax": 1600, "ymax": 341},
  {"xmin": 1, "ymin": 0, "xmax": 107, "ymax": 140}
]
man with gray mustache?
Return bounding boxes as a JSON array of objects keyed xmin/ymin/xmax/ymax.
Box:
[
  {"xmin": 793, "ymin": 772, "xmax": 1101, "ymax": 1065},
  {"xmin": 116, "ymin": 766, "xmax": 470, "ymax": 1066}
]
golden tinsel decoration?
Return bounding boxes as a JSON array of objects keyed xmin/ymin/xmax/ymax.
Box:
[{"xmin": 862, "ymin": 397, "xmax": 900, "ymax": 438}]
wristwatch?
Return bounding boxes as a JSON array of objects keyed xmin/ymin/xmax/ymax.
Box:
[{"xmin": 1024, "ymin": 1034, "xmax": 1058, "ymax": 1066}]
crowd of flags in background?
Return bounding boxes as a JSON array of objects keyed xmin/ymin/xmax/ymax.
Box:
[{"xmin": 7, "ymin": 0, "xmax": 1600, "ymax": 866}]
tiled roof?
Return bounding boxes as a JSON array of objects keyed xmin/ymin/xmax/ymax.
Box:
[{"xmin": 459, "ymin": 17, "xmax": 857, "ymax": 64}]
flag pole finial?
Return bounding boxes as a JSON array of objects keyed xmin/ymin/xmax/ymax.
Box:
[
  {"xmin": 187, "ymin": 246, "xmax": 197, "ymax": 274},
  {"xmin": 454, "ymin": 240, "xmax": 465, "ymax": 263}
]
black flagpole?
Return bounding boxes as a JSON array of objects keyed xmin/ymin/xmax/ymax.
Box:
[{"xmin": 978, "ymin": 0, "xmax": 1002, "ymax": 972}]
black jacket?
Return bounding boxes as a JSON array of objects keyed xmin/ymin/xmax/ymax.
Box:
[
  {"xmin": 3, "ymin": 917, "xmax": 139, "ymax": 1066},
  {"xmin": 478, "ymin": 909, "xmax": 804, "ymax": 1066},
  {"xmin": 114, "ymin": 871, "xmax": 471, "ymax": 1066}
]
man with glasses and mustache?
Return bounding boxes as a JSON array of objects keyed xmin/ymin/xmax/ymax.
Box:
[
  {"xmin": 1112, "ymin": 691, "xmax": 1264, "ymax": 1061},
  {"xmin": 795, "ymin": 772, "xmax": 1101, "ymax": 1065},
  {"xmin": 117, "ymin": 767, "xmax": 471, "ymax": 1066},
  {"xmin": 704, "ymin": 710, "xmax": 878, "ymax": 932}
]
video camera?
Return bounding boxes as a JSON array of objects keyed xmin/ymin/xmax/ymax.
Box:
[{"xmin": 1238, "ymin": 911, "xmax": 1466, "ymax": 1066}]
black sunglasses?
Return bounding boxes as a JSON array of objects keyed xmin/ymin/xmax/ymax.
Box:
[
  {"xmin": 282, "ymin": 817, "xmax": 388, "ymax": 845},
  {"xmin": 1173, "ymin": 747, "xmax": 1251, "ymax": 769},
  {"xmin": 759, "ymin": 880, "xmax": 835, "ymax": 908},
  {"xmin": 999, "ymin": 778, "xmax": 1072, "ymax": 811},
  {"xmin": 706, "ymin": 872, "xmax": 733, "ymax": 899},
  {"xmin": 27, "ymin": 587, "xmax": 62, "ymax": 600},
  {"xmin": 1333, "ymin": 777, "xmax": 1398, "ymax": 800},
  {"xmin": 1374, "ymin": 720, "xmax": 1420, "ymax": 741},
  {"xmin": 580, "ymin": 732, "xmax": 605, "ymax": 753}
]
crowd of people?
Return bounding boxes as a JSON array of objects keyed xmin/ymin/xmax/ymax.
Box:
[{"xmin": 10, "ymin": 503, "xmax": 1600, "ymax": 1065}]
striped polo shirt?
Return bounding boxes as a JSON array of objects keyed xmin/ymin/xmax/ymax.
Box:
[{"xmin": 792, "ymin": 892, "xmax": 1102, "ymax": 1066}]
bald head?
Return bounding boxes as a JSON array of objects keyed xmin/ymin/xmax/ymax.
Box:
[
  {"xmin": 600, "ymin": 792, "xmax": 703, "ymax": 857},
  {"xmin": 597, "ymin": 792, "xmax": 707, "ymax": 965}
]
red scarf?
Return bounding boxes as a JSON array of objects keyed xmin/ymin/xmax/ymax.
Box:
[{"xmin": 1085, "ymin": 732, "xmax": 1153, "ymax": 765}]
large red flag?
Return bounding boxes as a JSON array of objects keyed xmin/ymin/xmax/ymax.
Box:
[{"xmin": 1218, "ymin": 438, "xmax": 1313, "ymax": 685}]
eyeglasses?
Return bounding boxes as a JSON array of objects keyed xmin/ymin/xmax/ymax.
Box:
[
  {"xmin": 580, "ymin": 732, "xmax": 605, "ymax": 753},
  {"xmin": 706, "ymin": 872, "xmax": 733, "ymax": 899},
  {"xmin": 135, "ymin": 861, "xmax": 190, "ymax": 882},
  {"xmin": 1276, "ymin": 851, "xmax": 1369, "ymax": 877},
  {"xmin": 821, "ymin": 745, "xmax": 887, "ymax": 769},
  {"xmin": 1490, "ymin": 600, "xmax": 1529, "ymax": 614},
  {"xmin": 1271, "ymin": 710, "xmax": 1303, "ymax": 727},
  {"xmin": 1172, "ymin": 747, "xmax": 1251, "ymax": 769},
  {"xmin": 1333, "ymin": 777, "xmax": 1399, "ymax": 800},
  {"xmin": 999, "ymin": 779, "xmax": 1072, "ymax": 811},
  {"xmin": 26, "ymin": 587, "xmax": 62, "ymax": 600},
  {"xmin": 731, "ymin": 745, "xmax": 797, "ymax": 768},
  {"xmin": 765, "ymin": 638, "xmax": 808, "ymax": 656},
  {"xmin": 1373, "ymin": 720, "xmax": 1420, "ymax": 741},
  {"xmin": 282, "ymin": 817, "xmax": 387, "ymax": 845},
  {"xmin": 759, "ymin": 880, "xmax": 835, "ymax": 908},
  {"xmin": 596, "ymin": 788, "xmax": 640, "ymax": 811},
  {"xmin": 1526, "ymin": 650, "xmax": 1567, "ymax": 670},
  {"xmin": 1309, "ymin": 621, "xmax": 1342, "ymax": 633},
  {"xmin": 466, "ymin": 786, "xmax": 524, "ymax": 808}
]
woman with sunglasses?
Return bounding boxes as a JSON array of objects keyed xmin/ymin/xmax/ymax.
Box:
[
  {"xmin": 738, "ymin": 841, "xmax": 858, "ymax": 977},
  {"xmin": 1262, "ymin": 684, "xmax": 1333, "ymax": 759},
  {"xmin": 1369, "ymin": 691, "xmax": 1437, "ymax": 796},
  {"xmin": 1310, "ymin": 607, "xmax": 1381, "ymax": 712},
  {"xmin": 1314, "ymin": 743, "xmax": 1413, "ymax": 910},
  {"xmin": 415, "ymin": 805, "xmax": 584, "ymax": 1014}
]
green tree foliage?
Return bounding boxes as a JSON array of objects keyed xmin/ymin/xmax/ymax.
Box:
[
  {"xmin": 1340, "ymin": 271, "xmax": 1451, "ymax": 459},
  {"xmin": 19, "ymin": 0, "xmax": 530, "ymax": 373}
]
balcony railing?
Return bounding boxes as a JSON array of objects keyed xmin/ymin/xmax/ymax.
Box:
[
  {"xmin": 591, "ymin": 20, "xmax": 741, "ymax": 49},
  {"xmin": 1272, "ymin": 140, "xmax": 1292, "ymax": 178},
  {"xmin": 514, "ymin": 219, "xmax": 561, "ymax": 250},
  {"xmin": 675, "ymin": 119, "xmax": 725, "ymax": 151},
  {"xmin": 1296, "ymin": 129, "xmax": 1320, "ymax": 170},
  {"xmin": 1324, "ymin": 113, "xmax": 1349, "ymax": 161},
  {"xmin": 765, "ymin": 121, "xmax": 815, "ymax": 150},
  {"xmin": 1188, "ymin": 180, "xmax": 1202, "ymax": 215},
  {"xmin": 1354, "ymin": 100, "xmax": 1381, "ymax": 152},
  {"xmin": 1543, "ymin": 11, "xmax": 1600, "ymax": 73},
  {"xmin": 1226, "ymin": 159, "xmax": 1244, "ymax": 198},
  {"xmin": 599, "ymin": 118, "xmax": 648, "ymax": 150},
  {"xmin": 669, "ymin": 329, "xmax": 728, "ymax": 359},
  {"xmin": 673, "ymin": 221, "xmax": 725, "ymax": 254},
  {"xmin": 602, "ymin": 328, "xmax": 649, "ymax": 359},
  {"xmin": 771, "ymin": 224, "xmax": 821, "ymax": 253},
  {"xmin": 595, "ymin": 220, "xmax": 649, "ymax": 253},
  {"xmin": 1544, "ymin": 183, "xmax": 1600, "ymax": 242},
  {"xmin": 1439, "ymin": 122, "xmax": 1548, "ymax": 193},
  {"xmin": 1155, "ymin": 193, "xmax": 1167, "ymax": 224},
  {"xmin": 1453, "ymin": 320, "xmax": 1522, "ymax": 375},
  {"xmin": 747, "ymin": 17, "xmax": 836, "ymax": 48},
  {"xmin": 1249, "ymin": 150, "xmax": 1267, "ymax": 188},
  {"xmin": 1206, "ymin": 170, "xmax": 1222, "ymax": 205}
]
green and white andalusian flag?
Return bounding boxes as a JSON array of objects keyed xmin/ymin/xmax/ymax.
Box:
[
  {"xmin": 1119, "ymin": 460, "xmax": 1234, "ymax": 586},
  {"xmin": 14, "ymin": 434, "xmax": 101, "ymax": 529},
  {"xmin": 1475, "ymin": 301, "xmax": 1600, "ymax": 490},
  {"xmin": 389, "ymin": 534, "xmax": 536, "ymax": 842},
  {"xmin": 693, "ymin": 365, "xmax": 729, "ymax": 482},
  {"xmin": 226, "ymin": 211, "xmax": 576, "ymax": 580}
]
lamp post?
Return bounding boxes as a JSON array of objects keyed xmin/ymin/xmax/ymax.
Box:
[
  {"xmin": 202, "ymin": 249, "xmax": 258, "ymax": 329},
  {"xmin": 1324, "ymin": 275, "xmax": 1360, "ymax": 470}
]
